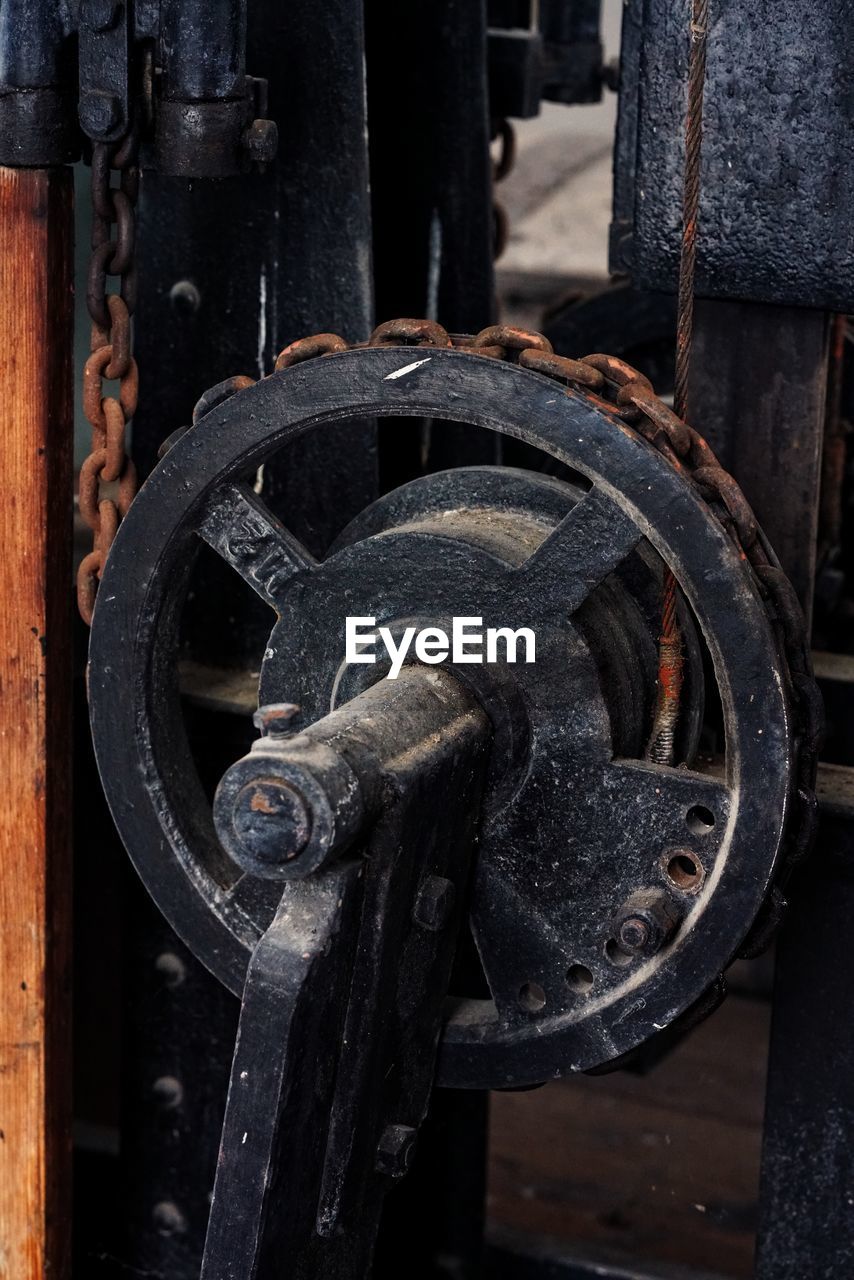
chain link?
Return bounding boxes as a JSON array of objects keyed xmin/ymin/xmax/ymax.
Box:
[
  {"xmin": 491, "ymin": 118, "xmax": 516, "ymax": 262},
  {"xmin": 77, "ymin": 130, "xmax": 141, "ymax": 624},
  {"xmin": 264, "ymin": 318, "xmax": 822, "ymax": 949}
]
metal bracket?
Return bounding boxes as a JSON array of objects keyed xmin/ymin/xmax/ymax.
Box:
[{"xmin": 78, "ymin": 0, "xmax": 130, "ymax": 143}]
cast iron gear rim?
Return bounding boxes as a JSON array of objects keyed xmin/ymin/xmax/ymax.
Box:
[{"xmin": 87, "ymin": 332, "xmax": 820, "ymax": 1087}]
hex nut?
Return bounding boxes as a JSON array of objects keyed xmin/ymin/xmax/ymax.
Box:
[
  {"xmin": 612, "ymin": 888, "xmax": 684, "ymax": 957},
  {"xmin": 242, "ymin": 118, "xmax": 279, "ymax": 165},
  {"xmin": 253, "ymin": 702, "xmax": 300, "ymax": 738},
  {"xmin": 413, "ymin": 876, "xmax": 456, "ymax": 932},
  {"xmin": 375, "ymin": 1124, "xmax": 417, "ymax": 1178}
]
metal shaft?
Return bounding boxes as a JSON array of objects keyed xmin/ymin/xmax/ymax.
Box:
[{"xmin": 214, "ymin": 667, "xmax": 490, "ymax": 879}]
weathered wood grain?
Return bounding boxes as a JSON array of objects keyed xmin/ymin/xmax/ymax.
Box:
[
  {"xmin": 0, "ymin": 165, "xmax": 74, "ymax": 1279},
  {"xmin": 488, "ymin": 995, "xmax": 770, "ymax": 1279}
]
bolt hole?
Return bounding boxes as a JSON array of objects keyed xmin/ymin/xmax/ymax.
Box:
[
  {"xmin": 566, "ymin": 964, "xmax": 594, "ymax": 994},
  {"xmin": 666, "ymin": 851, "xmax": 703, "ymax": 892},
  {"xmin": 686, "ymin": 804, "xmax": 715, "ymax": 835},
  {"xmin": 605, "ymin": 939, "xmax": 634, "ymax": 967},
  {"xmin": 518, "ymin": 981, "xmax": 546, "ymax": 1012}
]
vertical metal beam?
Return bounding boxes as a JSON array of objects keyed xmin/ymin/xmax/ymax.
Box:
[
  {"xmin": 0, "ymin": 165, "xmax": 74, "ymax": 1280},
  {"xmin": 123, "ymin": 4, "xmax": 376, "ymax": 1275},
  {"xmin": 366, "ymin": 0, "xmax": 494, "ymax": 334},
  {"xmin": 366, "ymin": 0, "xmax": 496, "ymax": 482},
  {"xmin": 756, "ymin": 779, "xmax": 854, "ymax": 1279},
  {"xmin": 691, "ymin": 301, "xmax": 831, "ymax": 1273},
  {"xmin": 688, "ymin": 299, "xmax": 828, "ymax": 623}
]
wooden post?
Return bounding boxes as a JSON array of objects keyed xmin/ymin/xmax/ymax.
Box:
[{"xmin": 0, "ymin": 167, "xmax": 74, "ymax": 1278}]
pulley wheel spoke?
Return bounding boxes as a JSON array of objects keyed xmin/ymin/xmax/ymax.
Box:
[
  {"xmin": 196, "ymin": 482, "xmax": 317, "ymax": 609},
  {"xmin": 510, "ymin": 485, "xmax": 643, "ymax": 614}
]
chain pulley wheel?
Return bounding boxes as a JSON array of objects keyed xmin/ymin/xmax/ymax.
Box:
[{"xmin": 89, "ymin": 344, "xmax": 798, "ymax": 1087}]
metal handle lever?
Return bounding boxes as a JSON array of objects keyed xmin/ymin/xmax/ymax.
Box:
[{"xmin": 202, "ymin": 670, "xmax": 491, "ymax": 1278}]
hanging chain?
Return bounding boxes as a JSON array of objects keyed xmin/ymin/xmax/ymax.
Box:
[
  {"xmin": 491, "ymin": 118, "xmax": 516, "ymax": 262},
  {"xmin": 77, "ymin": 127, "xmax": 140, "ymax": 624}
]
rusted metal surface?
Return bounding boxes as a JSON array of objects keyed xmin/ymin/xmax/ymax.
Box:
[
  {"xmin": 673, "ymin": 0, "xmax": 708, "ymax": 425},
  {"xmin": 0, "ymin": 164, "xmax": 74, "ymax": 1280}
]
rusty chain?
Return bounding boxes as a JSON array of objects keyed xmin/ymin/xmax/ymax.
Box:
[
  {"xmin": 491, "ymin": 118, "xmax": 516, "ymax": 262},
  {"xmin": 271, "ymin": 318, "xmax": 822, "ymax": 953},
  {"xmin": 77, "ymin": 128, "xmax": 141, "ymax": 624}
]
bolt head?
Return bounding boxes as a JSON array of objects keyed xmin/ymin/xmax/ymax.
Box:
[
  {"xmin": 152, "ymin": 1200, "xmax": 187, "ymax": 1237},
  {"xmin": 152, "ymin": 1075, "xmax": 184, "ymax": 1110},
  {"xmin": 618, "ymin": 916, "xmax": 651, "ymax": 953},
  {"xmin": 612, "ymin": 889, "xmax": 683, "ymax": 957},
  {"xmin": 375, "ymin": 1124, "xmax": 417, "ymax": 1178},
  {"xmin": 253, "ymin": 702, "xmax": 300, "ymax": 738},
  {"xmin": 232, "ymin": 778, "xmax": 312, "ymax": 867},
  {"xmin": 169, "ymin": 279, "xmax": 201, "ymax": 316},
  {"xmin": 154, "ymin": 951, "xmax": 186, "ymax": 987},
  {"xmin": 79, "ymin": 89, "xmax": 124, "ymax": 140},
  {"xmin": 413, "ymin": 876, "xmax": 456, "ymax": 932}
]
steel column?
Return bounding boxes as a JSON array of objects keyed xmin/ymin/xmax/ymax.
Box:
[
  {"xmin": 688, "ymin": 299, "xmax": 828, "ymax": 622},
  {"xmin": 122, "ymin": 3, "xmax": 376, "ymax": 1274},
  {"xmin": 756, "ymin": 770, "xmax": 854, "ymax": 1278}
]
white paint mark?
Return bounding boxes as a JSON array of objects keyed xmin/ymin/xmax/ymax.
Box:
[
  {"xmin": 384, "ymin": 358, "xmax": 433, "ymax": 381},
  {"xmin": 426, "ymin": 209, "xmax": 442, "ymax": 318},
  {"xmin": 257, "ymin": 264, "xmax": 267, "ymax": 378},
  {"xmin": 242, "ymin": 1131, "xmax": 248, "ymax": 1145},
  {"xmin": 253, "ymin": 462, "xmax": 265, "ymax": 495}
]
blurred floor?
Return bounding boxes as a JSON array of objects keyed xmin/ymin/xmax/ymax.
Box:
[{"xmin": 487, "ymin": 995, "xmax": 768, "ymax": 1280}]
